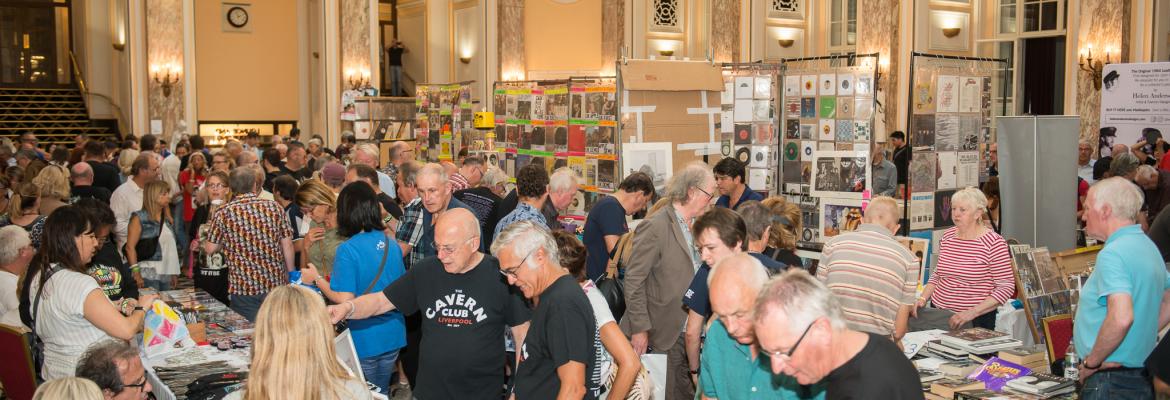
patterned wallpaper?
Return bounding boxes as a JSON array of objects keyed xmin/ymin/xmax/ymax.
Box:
[
  {"xmin": 1076, "ymin": 0, "xmax": 1130, "ymax": 150},
  {"xmin": 146, "ymin": 0, "xmax": 185, "ymax": 142}
]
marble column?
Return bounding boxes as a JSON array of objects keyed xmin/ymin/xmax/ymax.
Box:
[
  {"xmin": 710, "ymin": 0, "xmax": 739, "ymax": 63},
  {"xmin": 1076, "ymin": 0, "xmax": 1130, "ymax": 148},
  {"xmin": 499, "ymin": 0, "xmax": 525, "ymax": 80},
  {"xmin": 601, "ymin": 0, "xmax": 624, "ymax": 75},
  {"xmin": 146, "ymin": 0, "xmax": 185, "ymax": 142},
  {"xmin": 340, "ymin": 0, "xmax": 372, "ymax": 88},
  {"xmin": 857, "ymin": 0, "xmax": 900, "ymax": 137}
]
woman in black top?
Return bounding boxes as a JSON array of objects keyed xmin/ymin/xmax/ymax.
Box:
[{"xmin": 187, "ymin": 171, "xmax": 232, "ymax": 304}]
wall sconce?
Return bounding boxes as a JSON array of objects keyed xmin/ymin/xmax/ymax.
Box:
[
  {"xmin": 150, "ymin": 63, "xmax": 180, "ymax": 97},
  {"xmin": 777, "ymin": 29, "xmax": 796, "ymax": 48},
  {"xmin": 658, "ymin": 49, "xmax": 674, "ymax": 57},
  {"xmin": 778, "ymin": 39, "xmax": 795, "ymax": 48},
  {"xmin": 459, "ymin": 48, "xmax": 472, "ymax": 64},
  {"xmin": 941, "ymin": 27, "xmax": 961, "ymax": 38},
  {"xmin": 1079, "ymin": 44, "xmax": 1112, "ymax": 90},
  {"xmin": 345, "ymin": 68, "xmax": 370, "ymax": 90}
]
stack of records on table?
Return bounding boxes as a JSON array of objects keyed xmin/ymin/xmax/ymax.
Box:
[
  {"xmin": 939, "ymin": 328, "xmax": 1024, "ymax": 354},
  {"xmin": 998, "ymin": 345, "xmax": 1050, "ymax": 372},
  {"xmin": 928, "ymin": 378, "xmax": 984, "ymax": 399},
  {"xmin": 923, "ymin": 340, "xmax": 974, "ymax": 362},
  {"xmin": 954, "ymin": 389, "xmax": 1075, "ymax": 399}
]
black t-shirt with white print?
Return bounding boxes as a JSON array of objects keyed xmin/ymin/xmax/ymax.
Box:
[
  {"xmin": 382, "ymin": 254, "xmax": 531, "ymax": 400},
  {"xmin": 514, "ymin": 274, "xmax": 598, "ymax": 400}
]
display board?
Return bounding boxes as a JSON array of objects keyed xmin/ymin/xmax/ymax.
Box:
[
  {"xmin": 414, "ymin": 82, "xmax": 475, "ymax": 162},
  {"xmin": 489, "ymin": 78, "xmax": 618, "ymax": 225},
  {"xmin": 904, "ymin": 53, "xmax": 1005, "ymax": 234},
  {"xmin": 777, "ymin": 54, "xmax": 879, "ymax": 247},
  {"xmin": 1009, "ymin": 244, "xmax": 1073, "ymax": 345},
  {"xmin": 718, "ymin": 64, "xmax": 781, "ymax": 194},
  {"xmin": 1098, "ymin": 62, "xmax": 1170, "ymax": 158},
  {"xmin": 997, "ymin": 116, "xmax": 1079, "ymax": 253}
]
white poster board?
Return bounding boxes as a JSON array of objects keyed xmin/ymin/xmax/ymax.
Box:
[{"xmin": 1098, "ymin": 62, "xmax": 1170, "ymax": 157}]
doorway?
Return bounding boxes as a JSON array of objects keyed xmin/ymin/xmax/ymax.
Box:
[
  {"xmin": 0, "ymin": 1, "xmax": 71, "ymax": 87},
  {"xmin": 1018, "ymin": 36, "xmax": 1065, "ymax": 115}
]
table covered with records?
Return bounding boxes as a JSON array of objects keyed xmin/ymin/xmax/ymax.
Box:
[{"xmin": 140, "ymin": 289, "xmax": 254, "ymax": 400}]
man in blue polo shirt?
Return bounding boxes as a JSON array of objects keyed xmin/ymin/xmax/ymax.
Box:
[
  {"xmin": 703, "ymin": 253, "xmax": 824, "ymax": 399},
  {"xmin": 1075, "ymin": 177, "xmax": 1170, "ymax": 400},
  {"xmin": 713, "ymin": 157, "xmax": 763, "ymax": 210},
  {"xmin": 581, "ymin": 171, "xmax": 654, "ymax": 281}
]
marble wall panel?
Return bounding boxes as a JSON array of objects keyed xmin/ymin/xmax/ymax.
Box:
[
  {"xmin": 602, "ymin": 0, "xmax": 624, "ymax": 74},
  {"xmin": 499, "ymin": 0, "xmax": 525, "ymax": 80},
  {"xmin": 710, "ymin": 0, "xmax": 739, "ymax": 62},
  {"xmin": 857, "ymin": 0, "xmax": 900, "ymax": 137},
  {"xmin": 1077, "ymin": 0, "xmax": 1130, "ymax": 150},
  {"xmin": 146, "ymin": 0, "xmax": 185, "ymax": 141},
  {"xmin": 341, "ymin": 0, "xmax": 372, "ymax": 85}
]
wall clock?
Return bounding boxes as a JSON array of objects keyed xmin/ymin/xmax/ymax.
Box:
[{"xmin": 227, "ymin": 6, "xmax": 248, "ymax": 28}]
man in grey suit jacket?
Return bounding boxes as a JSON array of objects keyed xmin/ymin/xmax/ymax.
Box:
[{"xmin": 620, "ymin": 162, "xmax": 715, "ymax": 400}]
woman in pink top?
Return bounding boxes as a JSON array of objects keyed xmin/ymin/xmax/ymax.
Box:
[
  {"xmin": 916, "ymin": 187, "xmax": 1014, "ymax": 330},
  {"xmin": 178, "ymin": 152, "xmax": 208, "ymax": 226}
]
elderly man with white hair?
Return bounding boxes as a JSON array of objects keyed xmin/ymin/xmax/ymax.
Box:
[
  {"xmin": 0, "ymin": 225, "xmax": 33, "ymax": 328},
  {"xmin": 620, "ymin": 161, "xmax": 714, "ymax": 400},
  {"xmin": 352, "ymin": 143, "xmax": 397, "ymax": 198},
  {"xmin": 494, "ymin": 220, "xmax": 597, "ymax": 399},
  {"xmin": 398, "ymin": 163, "xmax": 473, "ymax": 265},
  {"xmin": 701, "ymin": 253, "xmax": 815, "ymax": 399},
  {"xmin": 755, "ymin": 269, "xmax": 922, "ymax": 399},
  {"xmin": 1074, "ymin": 177, "xmax": 1170, "ymax": 399},
  {"xmin": 817, "ymin": 196, "xmax": 918, "ymax": 340}
]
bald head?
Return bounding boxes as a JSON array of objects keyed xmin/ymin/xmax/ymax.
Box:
[
  {"xmin": 1112, "ymin": 143, "xmax": 1129, "ymax": 157},
  {"xmin": 71, "ymin": 161, "xmax": 94, "ymax": 185},
  {"xmin": 708, "ymin": 253, "xmax": 769, "ymax": 344},
  {"xmin": 435, "ymin": 207, "xmax": 480, "ymax": 241},
  {"xmin": 861, "ymin": 196, "xmax": 901, "ymax": 232}
]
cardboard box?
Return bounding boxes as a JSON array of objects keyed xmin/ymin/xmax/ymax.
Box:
[{"xmin": 619, "ymin": 60, "xmax": 726, "ymax": 171}]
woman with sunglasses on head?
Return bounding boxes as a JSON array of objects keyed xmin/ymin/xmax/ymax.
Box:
[
  {"xmin": 18, "ymin": 206, "xmax": 157, "ymax": 380},
  {"xmin": 296, "ymin": 179, "xmax": 342, "ymax": 275},
  {"xmin": 301, "ymin": 183, "xmax": 406, "ymax": 394},
  {"xmin": 187, "ymin": 171, "xmax": 231, "ymax": 304}
]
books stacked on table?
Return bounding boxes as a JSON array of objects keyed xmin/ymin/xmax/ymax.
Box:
[
  {"xmin": 1004, "ymin": 372, "xmax": 1076, "ymax": 397},
  {"xmin": 999, "ymin": 345, "xmax": 1050, "ymax": 372},
  {"xmin": 923, "ymin": 340, "xmax": 970, "ymax": 361},
  {"xmin": 928, "ymin": 378, "xmax": 984, "ymax": 399},
  {"xmin": 954, "ymin": 389, "xmax": 1076, "ymax": 399},
  {"xmin": 940, "ymin": 328, "xmax": 1024, "ymax": 354}
]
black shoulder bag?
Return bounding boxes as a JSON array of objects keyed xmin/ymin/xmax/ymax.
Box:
[
  {"xmin": 360, "ymin": 233, "xmax": 392, "ymax": 295},
  {"xmin": 28, "ymin": 265, "xmax": 62, "ymax": 380}
]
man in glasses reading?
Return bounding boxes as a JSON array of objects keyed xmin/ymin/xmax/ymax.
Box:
[{"xmin": 754, "ymin": 269, "xmax": 922, "ymax": 400}]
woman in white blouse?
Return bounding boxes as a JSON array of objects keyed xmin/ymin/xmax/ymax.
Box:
[{"xmin": 19, "ymin": 206, "xmax": 157, "ymax": 380}]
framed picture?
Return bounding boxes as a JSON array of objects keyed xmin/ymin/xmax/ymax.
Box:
[
  {"xmin": 819, "ymin": 198, "xmax": 866, "ymax": 239},
  {"xmin": 809, "ymin": 150, "xmax": 871, "ymax": 199},
  {"xmin": 621, "ymin": 142, "xmax": 674, "ymax": 192}
]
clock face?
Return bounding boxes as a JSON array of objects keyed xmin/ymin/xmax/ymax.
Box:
[{"xmin": 228, "ymin": 6, "xmax": 248, "ymax": 28}]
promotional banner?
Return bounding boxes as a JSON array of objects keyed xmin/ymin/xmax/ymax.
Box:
[{"xmin": 1099, "ymin": 62, "xmax": 1170, "ymax": 158}]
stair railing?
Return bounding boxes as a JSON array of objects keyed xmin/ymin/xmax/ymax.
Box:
[{"xmin": 69, "ymin": 50, "xmax": 129, "ymax": 138}]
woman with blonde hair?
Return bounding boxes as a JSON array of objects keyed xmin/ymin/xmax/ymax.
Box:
[
  {"xmin": 32, "ymin": 164, "xmax": 70, "ymax": 215},
  {"xmin": 225, "ymin": 285, "xmax": 371, "ymax": 400},
  {"xmin": 760, "ymin": 196, "xmax": 804, "ymax": 267},
  {"xmin": 0, "ymin": 183, "xmax": 46, "ymax": 248},
  {"xmin": 33, "ymin": 377, "xmax": 104, "ymax": 400},
  {"xmin": 296, "ymin": 179, "xmax": 343, "ymax": 275},
  {"xmin": 126, "ymin": 180, "xmax": 180, "ymax": 290},
  {"xmin": 117, "ymin": 148, "xmax": 139, "ymax": 179}
]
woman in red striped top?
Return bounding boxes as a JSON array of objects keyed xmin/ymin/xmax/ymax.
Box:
[{"xmin": 916, "ymin": 187, "xmax": 1014, "ymax": 330}]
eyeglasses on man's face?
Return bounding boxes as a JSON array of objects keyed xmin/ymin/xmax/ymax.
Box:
[{"xmin": 500, "ymin": 249, "xmax": 534, "ymax": 279}]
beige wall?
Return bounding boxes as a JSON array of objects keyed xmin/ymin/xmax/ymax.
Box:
[
  {"xmin": 398, "ymin": 4, "xmax": 426, "ymax": 89},
  {"xmin": 524, "ymin": 0, "xmax": 602, "ymax": 75},
  {"xmin": 195, "ymin": 0, "xmax": 300, "ymax": 121}
]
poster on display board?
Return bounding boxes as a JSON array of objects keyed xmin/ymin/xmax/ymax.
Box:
[
  {"xmin": 415, "ymin": 83, "xmax": 474, "ymax": 161},
  {"xmin": 809, "ymin": 150, "xmax": 870, "ymax": 199},
  {"xmin": 1098, "ymin": 62, "xmax": 1170, "ymax": 158},
  {"xmin": 819, "ymin": 198, "xmax": 867, "ymax": 239}
]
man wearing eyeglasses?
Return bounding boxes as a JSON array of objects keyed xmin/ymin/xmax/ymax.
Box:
[
  {"xmin": 398, "ymin": 163, "xmax": 473, "ymax": 265},
  {"xmin": 75, "ymin": 339, "xmax": 153, "ymax": 400},
  {"xmin": 620, "ymin": 162, "xmax": 715, "ymax": 400},
  {"xmin": 493, "ymin": 220, "xmax": 598, "ymax": 399},
  {"xmin": 702, "ymin": 254, "xmax": 821, "ymax": 400},
  {"xmin": 330, "ymin": 208, "xmax": 531, "ymax": 399},
  {"xmin": 754, "ymin": 270, "xmax": 923, "ymax": 400}
]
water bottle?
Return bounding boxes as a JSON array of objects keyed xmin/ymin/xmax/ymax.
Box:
[{"xmin": 1064, "ymin": 337, "xmax": 1079, "ymax": 381}]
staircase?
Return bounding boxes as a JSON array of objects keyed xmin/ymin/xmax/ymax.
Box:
[{"xmin": 0, "ymin": 87, "xmax": 119, "ymax": 147}]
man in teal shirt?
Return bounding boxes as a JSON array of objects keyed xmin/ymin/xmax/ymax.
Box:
[
  {"xmin": 701, "ymin": 254, "xmax": 824, "ymax": 399},
  {"xmin": 1075, "ymin": 177, "xmax": 1170, "ymax": 400}
]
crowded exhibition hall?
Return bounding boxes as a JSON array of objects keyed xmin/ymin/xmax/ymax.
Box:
[{"xmin": 2, "ymin": 0, "xmax": 1170, "ymax": 399}]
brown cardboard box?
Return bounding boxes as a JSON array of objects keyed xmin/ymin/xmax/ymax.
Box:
[{"xmin": 619, "ymin": 60, "xmax": 726, "ymax": 171}]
